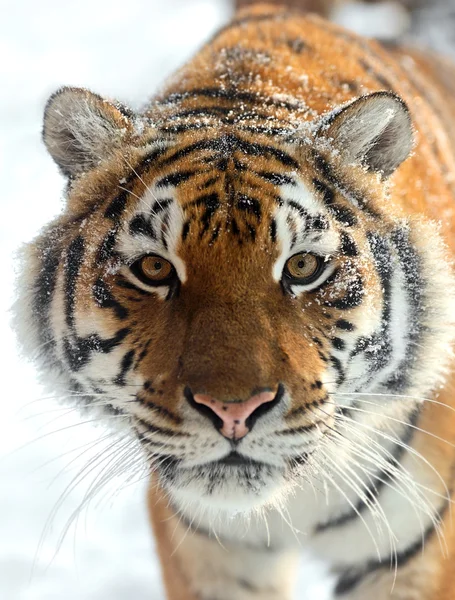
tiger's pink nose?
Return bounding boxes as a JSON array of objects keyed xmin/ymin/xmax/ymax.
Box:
[{"xmin": 193, "ymin": 390, "xmax": 276, "ymax": 440}]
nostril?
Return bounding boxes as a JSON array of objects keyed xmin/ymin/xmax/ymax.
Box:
[
  {"xmin": 245, "ymin": 383, "xmax": 285, "ymax": 432},
  {"xmin": 185, "ymin": 384, "xmax": 285, "ymax": 440},
  {"xmin": 184, "ymin": 386, "xmax": 225, "ymax": 432}
]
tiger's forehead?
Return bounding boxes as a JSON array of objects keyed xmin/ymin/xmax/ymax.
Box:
[{"xmin": 116, "ymin": 148, "xmax": 342, "ymax": 278}]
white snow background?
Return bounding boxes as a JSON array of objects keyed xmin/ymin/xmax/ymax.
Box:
[{"xmin": 0, "ymin": 1, "xmax": 409, "ymax": 599}]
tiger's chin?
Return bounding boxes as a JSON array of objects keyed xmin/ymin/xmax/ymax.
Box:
[{"xmin": 160, "ymin": 461, "xmax": 290, "ymax": 515}]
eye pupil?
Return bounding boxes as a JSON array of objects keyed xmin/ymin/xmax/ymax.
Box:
[
  {"xmin": 130, "ymin": 254, "xmax": 175, "ymax": 285},
  {"xmin": 284, "ymin": 252, "xmax": 324, "ymax": 286}
]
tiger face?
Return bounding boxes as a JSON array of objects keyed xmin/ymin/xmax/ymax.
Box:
[{"xmin": 16, "ymin": 87, "xmax": 455, "ymax": 515}]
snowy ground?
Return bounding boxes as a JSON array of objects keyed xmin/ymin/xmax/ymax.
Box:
[{"xmin": 0, "ymin": 1, "xmax": 415, "ymax": 599}]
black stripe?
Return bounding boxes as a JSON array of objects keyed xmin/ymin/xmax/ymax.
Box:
[
  {"xmin": 340, "ymin": 232, "xmax": 358, "ymax": 257},
  {"xmin": 313, "ymin": 178, "xmax": 335, "ymax": 205},
  {"xmin": 385, "ymin": 228, "xmax": 424, "ymax": 391},
  {"xmin": 359, "ymin": 58, "xmax": 394, "ymax": 91},
  {"xmin": 349, "ymin": 234, "xmax": 394, "ymax": 382},
  {"xmin": 182, "ymin": 220, "xmax": 190, "ymax": 241},
  {"xmin": 336, "ymin": 319, "xmax": 355, "ymax": 331},
  {"xmin": 278, "ymin": 422, "xmax": 322, "ymax": 435},
  {"xmin": 257, "ymin": 171, "xmax": 296, "ymax": 186},
  {"xmin": 332, "ymin": 337, "xmax": 346, "ymax": 351},
  {"xmin": 190, "ymin": 192, "xmax": 220, "ymax": 236},
  {"xmin": 316, "ymin": 408, "xmax": 419, "ymax": 534},
  {"xmin": 116, "ymin": 277, "xmax": 150, "ymax": 296},
  {"xmin": 115, "ymin": 350, "xmax": 135, "ymax": 386},
  {"xmin": 155, "ymin": 170, "xmax": 198, "ymax": 188},
  {"xmin": 97, "ymin": 228, "xmax": 118, "ymax": 263},
  {"xmin": 158, "ymin": 134, "xmax": 300, "ymax": 171},
  {"xmin": 136, "ymin": 416, "xmax": 189, "ymax": 438},
  {"xmin": 331, "ymin": 205, "xmax": 358, "ymax": 227},
  {"xmin": 93, "ymin": 278, "xmax": 128, "ymax": 320},
  {"xmin": 137, "ymin": 395, "xmax": 183, "ymax": 425},
  {"xmin": 313, "ymin": 178, "xmax": 358, "ymax": 226},
  {"xmin": 129, "ymin": 214, "xmax": 156, "ymax": 239},
  {"xmin": 152, "ymin": 198, "xmax": 172, "ymax": 214},
  {"xmin": 209, "ymin": 223, "xmax": 221, "ymax": 244},
  {"xmin": 330, "ymin": 355, "xmax": 345, "ymax": 385},
  {"xmin": 285, "ymin": 37, "xmax": 308, "ymax": 54},
  {"xmin": 335, "ymin": 498, "xmax": 448, "ymax": 595},
  {"xmin": 287, "ymin": 200, "xmax": 310, "ymax": 220},
  {"xmin": 33, "ymin": 234, "xmax": 62, "ymax": 348},
  {"xmin": 104, "ymin": 190, "xmax": 128, "ymax": 220},
  {"xmin": 270, "ymin": 218, "xmax": 277, "ymax": 243},
  {"xmin": 312, "ymin": 152, "xmax": 379, "ymax": 218},
  {"xmin": 64, "ymin": 236, "xmax": 85, "ymax": 328},
  {"xmin": 63, "ymin": 328, "xmax": 130, "ymax": 372},
  {"xmin": 237, "ymin": 194, "xmax": 262, "ymax": 221},
  {"xmin": 157, "ymin": 86, "xmax": 302, "ymax": 113},
  {"xmin": 324, "ymin": 276, "xmax": 364, "ymax": 310}
]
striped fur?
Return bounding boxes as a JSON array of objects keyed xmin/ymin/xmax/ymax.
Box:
[{"xmin": 14, "ymin": 4, "xmax": 455, "ymax": 599}]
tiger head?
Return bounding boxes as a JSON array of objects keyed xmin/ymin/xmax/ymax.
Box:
[{"xmin": 15, "ymin": 86, "xmax": 455, "ymax": 516}]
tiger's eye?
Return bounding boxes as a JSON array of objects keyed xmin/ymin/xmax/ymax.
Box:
[
  {"xmin": 285, "ymin": 253, "xmax": 322, "ymax": 282},
  {"xmin": 139, "ymin": 255, "xmax": 173, "ymax": 281}
]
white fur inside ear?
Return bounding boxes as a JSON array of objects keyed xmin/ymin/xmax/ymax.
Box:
[
  {"xmin": 43, "ymin": 87, "xmax": 134, "ymax": 177},
  {"xmin": 318, "ymin": 92, "xmax": 414, "ymax": 177}
]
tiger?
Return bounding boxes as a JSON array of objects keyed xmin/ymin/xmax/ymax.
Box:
[{"xmin": 13, "ymin": 1, "xmax": 455, "ymax": 598}]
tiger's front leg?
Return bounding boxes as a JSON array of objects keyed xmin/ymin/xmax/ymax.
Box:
[{"xmin": 148, "ymin": 481, "xmax": 299, "ymax": 600}]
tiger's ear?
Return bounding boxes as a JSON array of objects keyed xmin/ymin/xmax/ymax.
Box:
[
  {"xmin": 316, "ymin": 92, "xmax": 413, "ymax": 177},
  {"xmin": 43, "ymin": 86, "xmax": 136, "ymax": 178}
]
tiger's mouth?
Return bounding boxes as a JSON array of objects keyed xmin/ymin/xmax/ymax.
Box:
[{"xmin": 215, "ymin": 451, "xmax": 265, "ymax": 467}]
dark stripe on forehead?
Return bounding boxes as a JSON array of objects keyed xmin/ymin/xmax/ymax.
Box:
[
  {"xmin": 157, "ymin": 134, "xmax": 300, "ymax": 171},
  {"xmin": 129, "ymin": 214, "xmax": 156, "ymax": 239},
  {"xmin": 190, "ymin": 192, "xmax": 220, "ymax": 211},
  {"xmin": 152, "ymin": 198, "xmax": 172, "ymax": 214},
  {"xmin": 155, "ymin": 170, "xmax": 198, "ymax": 188},
  {"xmin": 157, "ymin": 86, "xmax": 303, "ymax": 112},
  {"xmin": 257, "ymin": 171, "xmax": 296, "ymax": 186},
  {"xmin": 237, "ymin": 194, "xmax": 262, "ymax": 221},
  {"xmin": 188, "ymin": 192, "xmax": 220, "ymax": 237}
]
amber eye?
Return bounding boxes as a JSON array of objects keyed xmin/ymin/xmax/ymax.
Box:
[
  {"xmin": 130, "ymin": 255, "xmax": 175, "ymax": 285},
  {"xmin": 284, "ymin": 253, "xmax": 325, "ymax": 285}
]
